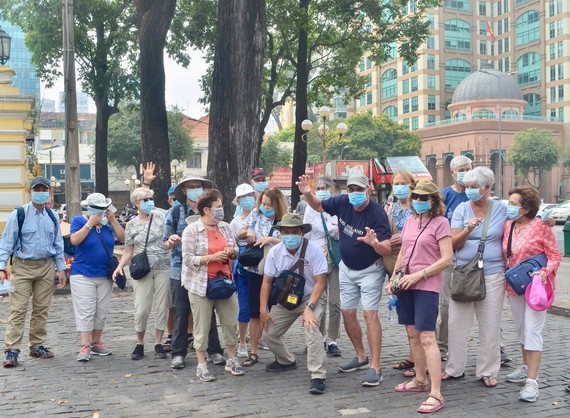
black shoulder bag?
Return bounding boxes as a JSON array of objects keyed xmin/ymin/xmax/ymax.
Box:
[
  {"xmin": 268, "ymin": 239, "xmax": 308, "ymax": 310},
  {"xmin": 96, "ymin": 226, "xmax": 126, "ymax": 289},
  {"xmin": 130, "ymin": 215, "xmax": 153, "ymax": 280}
]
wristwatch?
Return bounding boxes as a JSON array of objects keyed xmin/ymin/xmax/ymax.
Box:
[{"xmin": 308, "ymin": 302, "xmax": 316, "ymax": 311}]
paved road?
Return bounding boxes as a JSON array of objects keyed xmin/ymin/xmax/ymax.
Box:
[{"xmin": 1, "ymin": 293, "xmax": 569, "ymax": 417}]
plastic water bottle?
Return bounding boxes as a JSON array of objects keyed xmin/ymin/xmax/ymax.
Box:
[
  {"xmin": 387, "ymin": 295, "xmax": 398, "ymax": 321},
  {"xmin": 0, "ymin": 280, "xmax": 16, "ymax": 295}
]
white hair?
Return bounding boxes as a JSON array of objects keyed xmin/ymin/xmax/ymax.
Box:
[
  {"xmin": 130, "ymin": 187, "xmax": 154, "ymax": 206},
  {"xmin": 450, "ymin": 155, "xmax": 473, "ymax": 171},
  {"xmin": 464, "ymin": 166, "xmax": 495, "ymax": 187}
]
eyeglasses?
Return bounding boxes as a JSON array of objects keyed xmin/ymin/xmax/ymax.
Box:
[
  {"xmin": 315, "ymin": 186, "xmax": 330, "ymax": 191},
  {"xmin": 140, "ymin": 197, "xmax": 154, "ymax": 202},
  {"xmin": 411, "ymin": 193, "xmax": 430, "ymax": 202}
]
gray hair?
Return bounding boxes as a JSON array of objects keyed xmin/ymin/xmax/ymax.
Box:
[
  {"xmin": 315, "ymin": 175, "xmax": 335, "ymax": 189},
  {"xmin": 450, "ymin": 155, "xmax": 473, "ymax": 171},
  {"xmin": 464, "ymin": 166, "xmax": 495, "ymax": 188},
  {"xmin": 130, "ymin": 187, "xmax": 154, "ymax": 206}
]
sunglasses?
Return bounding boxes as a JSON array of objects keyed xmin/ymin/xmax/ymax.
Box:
[
  {"xmin": 140, "ymin": 197, "xmax": 154, "ymax": 202},
  {"xmin": 411, "ymin": 193, "xmax": 430, "ymax": 202}
]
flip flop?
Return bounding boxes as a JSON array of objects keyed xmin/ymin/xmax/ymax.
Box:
[
  {"xmin": 441, "ymin": 372, "xmax": 465, "ymax": 380},
  {"xmin": 393, "ymin": 359, "xmax": 415, "ymax": 370},
  {"xmin": 394, "ymin": 379, "xmax": 430, "ymax": 393},
  {"xmin": 417, "ymin": 394, "xmax": 445, "ymax": 414},
  {"xmin": 242, "ymin": 353, "xmax": 259, "ymax": 367},
  {"xmin": 481, "ymin": 376, "xmax": 498, "ymax": 388}
]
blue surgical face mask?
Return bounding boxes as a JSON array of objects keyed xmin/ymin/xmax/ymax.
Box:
[
  {"xmin": 348, "ymin": 191, "xmax": 367, "ymax": 207},
  {"xmin": 259, "ymin": 206, "xmax": 275, "ymax": 218},
  {"xmin": 31, "ymin": 191, "xmax": 50, "ymax": 205},
  {"xmin": 316, "ymin": 190, "xmax": 331, "ymax": 200},
  {"xmin": 253, "ymin": 181, "xmax": 269, "ymax": 192},
  {"xmin": 186, "ymin": 187, "xmax": 204, "ymax": 202},
  {"xmin": 456, "ymin": 172, "xmax": 466, "ymax": 186},
  {"xmin": 99, "ymin": 216, "xmax": 109, "ymax": 226},
  {"xmin": 465, "ymin": 187, "xmax": 483, "ymax": 202},
  {"xmin": 282, "ymin": 234, "xmax": 302, "ymax": 250},
  {"xmin": 87, "ymin": 207, "xmax": 105, "ymax": 215},
  {"xmin": 140, "ymin": 201, "xmax": 154, "ymax": 214},
  {"xmin": 392, "ymin": 185, "xmax": 411, "ymax": 200},
  {"xmin": 507, "ymin": 204, "xmax": 522, "ymax": 220},
  {"xmin": 413, "ymin": 200, "xmax": 432, "ymax": 214},
  {"xmin": 239, "ymin": 196, "xmax": 256, "ymax": 210}
]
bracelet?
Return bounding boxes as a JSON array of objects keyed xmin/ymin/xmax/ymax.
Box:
[
  {"xmin": 85, "ymin": 224, "xmax": 93, "ymax": 230},
  {"xmin": 143, "ymin": 182, "xmax": 151, "ymax": 186},
  {"xmin": 423, "ymin": 269, "xmax": 428, "ymax": 280}
]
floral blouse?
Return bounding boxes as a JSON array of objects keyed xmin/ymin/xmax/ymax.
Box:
[
  {"xmin": 389, "ymin": 201, "xmax": 412, "ymax": 233},
  {"xmin": 502, "ymin": 217, "xmax": 561, "ymax": 295},
  {"xmin": 125, "ymin": 211, "xmax": 170, "ymax": 270}
]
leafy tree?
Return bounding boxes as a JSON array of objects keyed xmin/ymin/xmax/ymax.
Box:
[
  {"xmin": 260, "ymin": 136, "xmax": 292, "ymax": 173},
  {"xmin": 563, "ymin": 148, "xmax": 570, "ymax": 170},
  {"xmin": 1, "ymin": 0, "xmax": 140, "ymax": 195},
  {"xmin": 108, "ymin": 105, "xmax": 193, "ymax": 172},
  {"xmin": 509, "ymin": 128, "xmax": 560, "ymax": 189}
]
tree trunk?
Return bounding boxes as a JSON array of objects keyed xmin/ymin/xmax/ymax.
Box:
[
  {"xmin": 94, "ymin": 98, "xmax": 117, "ymax": 196},
  {"xmin": 290, "ymin": 0, "xmax": 310, "ymax": 209},
  {"xmin": 135, "ymin": 0, "xmax": 177, "ymax": 208},
  {"xmin": 208, "ymin": 0, "xmax": 266, "ymax": 220}
]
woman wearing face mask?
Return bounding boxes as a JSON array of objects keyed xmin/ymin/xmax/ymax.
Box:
[
  {"xmin": 502, "ymin": 186, "xmax": 560, "ymax": 403},
  {"xmin": 181, "ymin": 189, "xmax": 242, "ymax": 382},
  {"xmin": 238, "ymin": 187, "xmax": 287, "ymax": 367},
  {"xmin": 229, "ymin": 184, "xmax": 259, "ymax": 358},
  {"xmin": 113, "ymin": 188, "xmax": 171, "ymax": 361},
  {"xmin": 386, "ymin": 180, "xmax": 452, "ymax": 414},
  {"xmin": 443, "ymin": 166, "xmax": 507, "ymax": 388},
  {"xmin": 303, "ymin": 176, "xmax": 342, "ymax": 356},
  {"xmin": 385, "ymin": 170, "xmax": 418, "ymax": 374},
  {"xmin": 69, "ymin": 193, "xmax": 125, "ymax": 362}
]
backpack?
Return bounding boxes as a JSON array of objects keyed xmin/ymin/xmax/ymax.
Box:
[{"xmin": 268, "ymin": 239, "xmax": 308, "ymax": 311}]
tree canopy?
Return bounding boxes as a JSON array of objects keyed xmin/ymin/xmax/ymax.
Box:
[
  {"xmin": 509, "ymin": 128, "xmax": 560, "ymax": 188},
  {"xmin": 260, "ymin": 136, "xmax": 292, "ymax": 173}
]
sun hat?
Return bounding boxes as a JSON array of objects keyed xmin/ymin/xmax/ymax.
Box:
[
  {"xmin": 412, "ymin": 179, "xmax": 444, "ymax": 200},
  {"xmin": 347, "ymin": 174, "xmax": 370, "ymax": 189},
  {"xmin": 273, "ymin": 213, "xmax": 312, "ymax": 234},
  {"xmin": 525, "ymin": 274, "xmax": 555, "ymax": 312},
  {"xmin": 173, "ymin": 174, "xmax": 215, "ymax": 204},
  {"xmin": 251, "ymin": 168, "xmax": 267, "ymax": 180},
  {"xmin": 81, "ymin": 193, "xmax": 112, "ymax": 210},
  {"xmin": 30, "ymin": 176, "xmax": 51, "ymax": 189},
  {"xmin": 232, "ymin": 183, "xmax": 259, "ymax": 206}
]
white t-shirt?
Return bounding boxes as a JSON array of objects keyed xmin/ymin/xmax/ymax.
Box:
[
  {"xmin": 303, "ymin": 205, "xmax": 339, "ymax": 248},
  {"xmin": 229, "ymin": 215, "xmax": 249, "ymax": 247}
]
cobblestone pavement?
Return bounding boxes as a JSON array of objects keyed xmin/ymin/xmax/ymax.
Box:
[{"xmin": 1, "ymin": 293, "xmax": 569, "ymax": 418}]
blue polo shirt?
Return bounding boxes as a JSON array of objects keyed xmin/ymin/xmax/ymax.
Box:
[
  {"xmin": 321, "ymin": 195, "xmax": 391, "ymax": 271},
  {"xmin": 442, "ymin": 186, "xmax": 469, "ymax": 222}
]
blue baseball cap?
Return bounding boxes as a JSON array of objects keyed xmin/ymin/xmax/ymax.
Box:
[{"xmin": 168, "ymin": 185, "xmax": 176, "ymax": 197}]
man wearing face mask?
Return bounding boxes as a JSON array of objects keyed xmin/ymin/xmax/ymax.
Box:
[
  {"xmin": 163, "ymin": 174, "xmax": 225, "ymax": 370},
  {"xmin": 259, "ymin": 214, "xmax": 329, "ymax": 394},
  {"xmin": 0, "ymin": 177, "xmax": 67, "ymax": 367},
  {"xmin": 251, "ymin": 168, "xmax": 270, "ymax": 193},
  {"xmin": 297, "ymin": 174, "xmax": 392, "ymax": 387}
]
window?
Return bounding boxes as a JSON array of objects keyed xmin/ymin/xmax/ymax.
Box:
[
  {"xmin": 366, "ymin": 57, "xmax": 372, "ymax": 70},
  {"xmin": 386, "ymin": 42, "xmax": 398, "ymax": 61},
  {"xmin": 480, "ymin": 41, "xmax": 487, "ymax": 55},
  {"xmin": 557, "ymin": 0, "xmax": 563, "ymax": 14},
  {"xmin": 445, "ymin": 19, "xmax": 472, "ymax": 51},
  {"xmin": 549, "ymin": 23, "xmax": 555, "ymax": 39},
  {"xmin": 503, "ymin": 17, "xmax": 509, "ymax": 33},
  {"xmin": 366, "ymin": 74, "xmax": 373, "ymax": 87},
  {"xmin": 497, "ymin": 20, "xmax": 502, "ymax": 35},
  {"xmin": 366, "ymin": 91, "xmax": 373, "ymax": 105},
  {"xmin": 504, "ymin": 37, "xmax": 509, "ymax": 52},
  {"xmin": 550, "ymin": 86, "xmax": 556, "ymax": 102},
  {"xmin": 549, "ymin": 0, "xmax": 555, "ymax": 17},
  {"xmin": 427, "ymin": 54, "xmax": 435, "ymax": 70},
  {"xmin": 187, "ymin": 152, "xmax": 202, "ymax": 169},
  {"xmin": 359, "ymin": 59, "xmax": 365, "ymax": 72},
  {"xmin": 427, "ymin": 14, "xmax": 435, "ymax": 29},
  {"xmin": 383, "ymin": 106, "xmax": 398, "ymax": 123},
  {"xmin": 559, "ymin": 107, "xmax": 564, "ymax": 122},
  {"xmin": 360, "ymin": 94, "xmax": 366, "ymax": 107},
  {"xmin": 445, "ymin": 0, "xmax": 470, "ymax": 12},
  {"xmin": 479, "ymin": 21, "xmax": 487, "ymax": 35},
  {"xmin": 428, "ymin": 74, "xmax": 436, "ymax": 90},
  {"xmin": 550, "ymin": 66, "xmax": 556, "ymax": 82},
  {"xmin": 403, "ymin": 118, "xmax": 410, "ymax": 129},
  {"xmin": 523, "ymin": 93, "xmax": 541, "ymax": 116},
  {"xmin": 403, "ymin": 99, "xmax": 410, "ymax": 114},
  {"xmin": 473, "ymin": 110, "xmax": 496, "ymax": 119},
  {"xmin": 411, "ymin": 117, "xmax": 419, "ymax": 130},
  {"xmin": 428, "ymin": 115, "xmax": 436, "ymax": 124},
  {"xmin": 515, "ymin": 0, "xmax": 531, "ymax": 6},
  {"xmin": 517, "ymin": 52, "xmax": 541, "ymax": 86},
  {"xmin": 411, "ymin": 76, "xmax": 418, "ymax": 92},
  {"xmin": 428, "ymin": 95, "xmax": 436, "ymax": 110},
  {"xmin": 558, "ymin": 20, "xmax": 564, "ymax": 36},
  {"xmin": 558, "ymin": 85, "xmax": 564, "ymax": 101},
  {"xmin": 381, "ymin": 69, "xmax": 397, "ymax": 99},
  {"xmin": 498, "ymin": 59, "xmax": 503, "ymax": 72},
  {"xmin": 516, "ymin": 11, "xmax": 540, "ymax": 46},
  {"xmin": 498, "ymin": 41, "xmax": 503, "ymax": 54},
  {"xmin": 504, "ymin": 56, "xmax": 510, "ymax": 72},
  {"xmin": 558, "ymin": 63, "xmax": 564, "ymax": 80},
  {"xmin": 479, "ymin": 2, "xmax": 486, "ymax": 16},
  {"xmin": 550, "ymin": 44, "xmax": 556, "ymax": 60},
  {"xmin": 497, "ymin": 1, "xmax": 502, "ymax": 15},
  {"xmin": 551, "ymin": 109, "xmax": 557, "ymax": 118},
  {"xmin": 427, "ymin": 35, "xmax": 435, "ymax": 49},
  {"xmin": 411, "ymin": 96, "xmax": 418, "ymax": 112},
  {"xmin": 504, "ymin": 0, "xmax": 509, "ymax": 13},
  {"xmin": 445, "ymin": 59, "xmax": 472, "ymax": 89},
  {"xmin": 558, "ymin": 41, "xmax": 564, "ymax": 58},
  {"xmin": 402, "ymin": 79, "xmax": 410, "ymax": 94}
]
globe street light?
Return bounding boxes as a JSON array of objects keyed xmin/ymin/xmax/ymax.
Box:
[
  {"xmin": 301, "ymin": 107, "xmax": 348, "ymax": 163},
  {"xmin": 0, "ymin": 27, "xmax": 11, "ymax": 65}
]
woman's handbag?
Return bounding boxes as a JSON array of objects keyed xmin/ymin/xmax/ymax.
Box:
[
  {"xmin": 238, "ymin": 244, "xmax": 264, "ymax": 266},
  {"xmin": 130, "ymin": 215, "xmax": 153, "ymax": 280},
  {"xmin": 321, "ymin": 213, "xmax": 341, "ymax": 267},
  {"xmin": 96, "ymin": 228, "xmax": 126, "ymax": 289},
  {"xmin": 450, "ymin": 200, "xmax": 493, "ymax": 302},
  {"xmin": 269, "ymin": 239, "xmax": 307, "ymax": 310},
  {"xmin": 505, "ymin": 222, "xmax": 548, "ymax": 295},
  {"xmin": 206, "ymin": 276, "xmax": 237, "ymax": 300}
]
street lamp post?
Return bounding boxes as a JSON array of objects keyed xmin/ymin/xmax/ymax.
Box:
[
  {"xmin": 340, "ymin": 145, "xmax": 349, "ymax": 160},
  {"xmin": 301, "ymin": 106, "xmax": 348, "ymax": 163},
  {"xmin": 0, "ymin": 27, "xmax": 11, "ymax": 65},
  {"xmin": 124, "ymin": 174, "xmax": 141, "ymax": 191},
  {"xmin": 171, "ymin": 159, "xmax": 180, "ymax": 185}
]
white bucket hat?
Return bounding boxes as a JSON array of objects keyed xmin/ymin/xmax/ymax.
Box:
[
  {"xmin": 81, "ymin": 193, "xmax": 112, "ymax": 210},
  {"xmin": 232, "ymin": 183, "xmax": 259, "ymax": 206}
]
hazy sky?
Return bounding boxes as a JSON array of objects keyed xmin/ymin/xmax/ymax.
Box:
[{"xmin": 42, "ymin": 48, "xmax": 209, "ymax": 119}]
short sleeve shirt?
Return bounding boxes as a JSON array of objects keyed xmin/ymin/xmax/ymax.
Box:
[
  {"xmin": 70, "ymin": 216, "xmax": 115, "ymax": 278},
  {"xmin": 442, "ymin": 186, "xmax": 469, "ymax": 222},
  {"xmin": 321, "ymin": 195, "xmax": 391, "ymax": 271},
  {"xmin": 400, "ymin": 216, "xmax": 451, "ymax": 293},
  {"xmin": 229, "ymin": 216, "xmax": 249, "ymax": 247},
  {"xmin": 125, "ymin": 211, "xmax": 170, "ymax": 270},
  {"xmin": 451, "ymin": 201, "xmax": 507, "ymax": 275}
]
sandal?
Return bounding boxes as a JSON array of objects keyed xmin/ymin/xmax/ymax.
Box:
[
  {"xmin": 417, "ymin": 393, "xmax": 445, "ymax": 414},
  {"xmin": 441, "ymin": 372, "xmax": 465, "ymax": 380},
  {"xmin": 394, "ymin": 378, "xmax": 430, "ymax": 393},
  {"xmin": 403, "ymin": 368, "xmax": 429, "ymax": 378},
  {"xmin": 393, "ymin": 359, "xmax": 415, "ymax": 370},
  {"xmin": 242, "ymin": 353, "xmax": 259, "ymax": 367},
  {"xmin": 481, "ymin": 376, "xmax": 498, "ymax": 388}
]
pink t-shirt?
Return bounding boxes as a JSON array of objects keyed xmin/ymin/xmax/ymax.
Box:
[{"xmin": 400, "ymin": 215, "xmax": 451, "ymax": 293}]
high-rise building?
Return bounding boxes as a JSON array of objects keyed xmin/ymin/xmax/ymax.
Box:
[
  {"xmin": 349, "ymin": 0, "xmax": 569, "ymax": 131},
  {"xmin": 0, "ymin": 21, "xmax": 40, "ymax": 104}
]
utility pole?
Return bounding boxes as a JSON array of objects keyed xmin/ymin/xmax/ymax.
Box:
[{"xmin": 62, "ymin": 0, "xmax": 81, "ymax": 219}]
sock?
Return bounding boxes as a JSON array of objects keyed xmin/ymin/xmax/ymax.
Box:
[{"xmin": 527, "ymin": 378, "xmax": 537, "ymax": 385}]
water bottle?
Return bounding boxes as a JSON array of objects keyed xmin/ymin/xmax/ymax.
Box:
[
  {"xmin": 387, "ymin": 295, "xmax": 398, "ymax": 321},
  {"xmin": 0, "ymin": 280, "xmax": 16, "ymax": 295}
]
